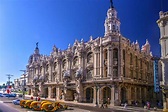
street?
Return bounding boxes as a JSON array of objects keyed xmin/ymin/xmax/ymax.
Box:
[
  {"xmin": 0, "ymin": 97, "xmax": 97, "ymax": 112},
  {"xmin": 0, "ymin": 101, "xmax": 19, "ymax": 112},
  {"xmin": 0, "ymin": 96, "xmax": 162, "ymax": 112}
]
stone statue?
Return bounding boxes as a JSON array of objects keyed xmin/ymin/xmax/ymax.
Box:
[{"xmin": 36, "ymin": 42, "xmax": 39, "ymax": 48}]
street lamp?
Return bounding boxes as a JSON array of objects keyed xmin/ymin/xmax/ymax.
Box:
[{"xmin": 20, "ymin": 70, "xmax": 26, "ymax": 99}]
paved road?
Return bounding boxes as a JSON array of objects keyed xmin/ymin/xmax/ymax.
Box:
[
  {"xmin": 0, "ymin": 96, "xmax": 162, "ymax": 112},
  {"xmin": 0, "ymin": 101, "xmax": 19, "ymax": 112},
  {"xmin": 0, "ymin": 97, "xmax": 96, "ymax": 112}
]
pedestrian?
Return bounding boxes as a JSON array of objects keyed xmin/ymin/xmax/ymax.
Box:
[
  {"xmin": 147, "ymin": 101, "xmax": 150, "ymax": 110},
  {"xmin": 107, "ymin": 98, "xmax": 110, "ymax": 104},
  {"xmin": 100, "ymin": 100, "xmax": 104, "ymax": 108},
  {"xmin": 124, "ymin": 102, "xmax": 127, "ymax": 109},
  {"xmin": 38, "ymin": 97, "xmax": 40, "ymax": 101},
  {"xmin": 31, "ymin": 96, "xmax": 33, "ymax": 100}
]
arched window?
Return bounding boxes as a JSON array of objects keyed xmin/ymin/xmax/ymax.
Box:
[
  {"xmin": 73, "ymin": 56, "xmax": 78, "ymax": 66},
  {"xmin": 113, "ymin": 48, "xmax": 118, "ymax": 66},
  {"xmin": 87, "ymin": 52, "xmax": 93, "ymax": 63},
  {"xmin": 54, "ymin": 62, "xmax": 57, "ymax": 70},
  {"xmin": 86, "ymin": 69, "xmax": 93, "ymax": 80},
  {"xmin": 62, "ymin": 59, "xmax": 66, "ymax": 69},
  {"xmin": 104, "ymin": 49, "xmax": 108, "ymax": 66},
  {"xmin": 113, "ymin": 67, "xmax": 118, "ymax": 78},
  {"xmin": 135, "ymin": 56, "xmax": 138, "ymax": 67},
  {"xmin": 40, "ymin": 66, "xmax": 42, "ymax": 73},
  {"xmin": 113, "ymin": 48, "xmax": 118, "ymax": 59}
]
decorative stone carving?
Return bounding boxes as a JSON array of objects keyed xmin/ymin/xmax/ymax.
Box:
[{"xmin": 75, "ymin": 67, "xmax": 83, "ymax": 79}]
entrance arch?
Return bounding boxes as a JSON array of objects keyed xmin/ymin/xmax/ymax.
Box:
[
  {"xmin": 121, "ymin": 87, "xmax": 127, "ymax": 103},
  {"xmin": 102, "ymin": 87, "xmax": 111, "ymax": 103},
  {"xmin": 86, "ymin": 87, "xmax": 93, "ymax": 103},
  {"xmin": 51, "ymin": 87, "xmax": 56, "ymax": 98},
  {"xmin": 44, "ymin": 87, "xmax": 48, "ymax": 98}
]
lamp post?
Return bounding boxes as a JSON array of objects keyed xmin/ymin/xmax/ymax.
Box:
[
  {"xmin": 20, "ymin": 70, "xmax": 26, "ymax": 99},
  {"xmin": 6, "ymin": 74, "xmax": 13, "ymax": 86}
]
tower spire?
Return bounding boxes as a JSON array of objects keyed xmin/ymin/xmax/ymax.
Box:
[{"xmin": 110, "ymin": 0, "xmax": 114, "ymax": 8}]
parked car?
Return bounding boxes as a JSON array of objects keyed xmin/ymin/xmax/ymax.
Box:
[
  {"xmin": 1, "ymin": 93, "xmax": 16, "ymax": 97},
  {"xmin": 30, "ymin": 100, "xmax": 51, "ymax": 111},
  {"xmin": 0, "ymin": 93, "xmax": 3, "ymax": 97},
  {"xmin": 13, "ymin": 99, "xmax": 20, "ymax": 105},
  {"xmin": 24, "ymin": 100, "xmax": 34, "ymax": 108},
  {"xmin": 41, "ymin": 101, "xmax": 68, "ymax": 111},
  {"xmin": 9, "ymin": 93, "xmax": 16, "ymax": 97}
]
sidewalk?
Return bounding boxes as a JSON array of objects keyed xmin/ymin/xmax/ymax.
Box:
[{"xmin": 25, "ymin": 95, "xmax": 162, "ymax": 112}]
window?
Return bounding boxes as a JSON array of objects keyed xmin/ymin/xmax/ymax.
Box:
[
  {"xmin": 113, "ymin": 48, "xmax": 118, "ymax": 59},
  {"xmin": 87, "ymin": 69, "xmax": 92, "ymax": 79},
  {"xmin": 113, "ymin": 67, "xmax": 118, "ymax": 78},
  {"xmin": 73, "ymin": 56, "xmax": 78, "ymax": 66},
  {"xmin": 62, "ymin": 60, "xmax": 66, "ymax": 69},
  {"xmin": 87, "ymin": 52, "xmax": 93, "ymax": 63},
  {"xmin": 54, "ymin": 62, "xmax": 57, "ymax": 70}
]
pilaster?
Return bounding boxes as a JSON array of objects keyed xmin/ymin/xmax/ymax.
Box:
[
  {"xmin": 56, "ymin": 87, "xmax": 60, "ymax": 100},
  {"xmin": 110, "ymin": 86, "xmax": 115, "ymax": 106},
  {"xmin": 48, "ymin": 86, "xmax": 52, "ymax": 98},
  {"xmin": 108, "ymin": 47, "xmax": 112, "ymax": 77},
  {"xmin": 100, "ymin": 46, "xmax": 103, "ymax": 78}
]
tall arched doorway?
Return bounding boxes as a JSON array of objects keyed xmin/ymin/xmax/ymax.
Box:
[
  {"xmin": 52, "ymin": 87, "xmax": 56, "ymax": 98},
  {"xmin": 44, "ymin": 87, "xmax": 48, "ymax": 98},
  {"xmin": 121, "ymin": 87, "xmax": 127, "ymax": 103},
  {"xmin": 86, "ymin": 87, "xmax": 93, "ymax": 103},
  {"xmin": 103, "ymin": 87, "xmax": 111, "ymax": 103}
]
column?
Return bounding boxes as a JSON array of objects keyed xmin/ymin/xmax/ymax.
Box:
[
  {"xmin": 94, "ymin": 51, "xmax": 97, "ymax": 76},
  {"xmin": 79, "ymin": 53, "xmax": 83, "ymax": 67},
  {"xmin": 108, "ymin": 47, "xmax": 112, "ymax": 77},
  {"xmin": 97, "ymin": 88, "xmax": 100, "ymax": 105},
  {"xmin": 49, "ymin": 63, "xmax": 52, "ymax": 82},
  {"xmin": 48, "ymin": 86, "xmax": 52, "ymax": 98},
  {"xmin": 127, "ymin": 87, "xmax": 132, "ymax": 105},
  {"xmin": 110, "ymin": 86, "xmax": 115, "ymax": 106},
  {"xmin": 100, "ymin": 46, "xmax": 103, "ymax": 78},
  {"xmin": 56, "ymin": 87, "xmax": 60, "ymax": 100},
  {"xmin": 31, "ymin": 88, "xmax": 33, "ymax": 96},
  {"xmin": 58, "ymin": 59, "xmax": 62, "ymax": 81},
  {"xmin": 93, "ymin": 86, "xmax": 96, "ymax": 104}
]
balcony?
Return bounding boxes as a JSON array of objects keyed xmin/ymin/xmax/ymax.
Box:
[{"xmin": 160, "ymin": 81, "xmax": 165, "ymax": 86}]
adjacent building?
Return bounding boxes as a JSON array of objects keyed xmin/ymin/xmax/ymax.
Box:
[
  {"xmin": 14, "ymin": 74, "xmax": 28, "ymax": 91},
  {"xmin": 157, "ymin": 11, "xmax": 168, "ymax": 111},
  {"xmin": 26, "ymin": 1, "xmax": 154, "ymax": 106}
]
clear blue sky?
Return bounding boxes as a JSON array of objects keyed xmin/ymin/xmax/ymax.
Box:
[{"xmin": 0, "ymin": 0, "xmax": 168, "ymax": 85}]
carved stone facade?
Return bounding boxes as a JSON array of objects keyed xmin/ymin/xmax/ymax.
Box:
[
  {"xmin": 26, "ymin": 2, "xmax": 154, "ymax": 106},
  {"xmin": 157, "ymin": 11, "xmax": 168, "ymax": 110}
]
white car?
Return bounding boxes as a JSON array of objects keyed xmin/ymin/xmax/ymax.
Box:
[{"xmin": 13, "ymin": 99, "xmax": 20, "ymax": 105}]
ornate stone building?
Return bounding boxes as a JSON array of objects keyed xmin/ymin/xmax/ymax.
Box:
[
  {"xmin": 26, "ymin": 1, "xmax": 154, "ymax": 106},
  {"xmin": 157, "ymin": 11, "xmax": 168, "ymax": 111}
]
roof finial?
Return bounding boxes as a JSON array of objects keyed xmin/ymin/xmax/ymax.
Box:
[{"xmin": 110, "ymin": 0, "xmax": 114, "ymax": 8}]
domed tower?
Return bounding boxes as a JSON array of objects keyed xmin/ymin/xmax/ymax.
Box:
[
  {"xmin": 104, "ymin": 0, "xmax": 121, "ymax": 37},
  {"xmin": 28, "ymin": 42, "xmax": 40, "ymax": 64}
]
